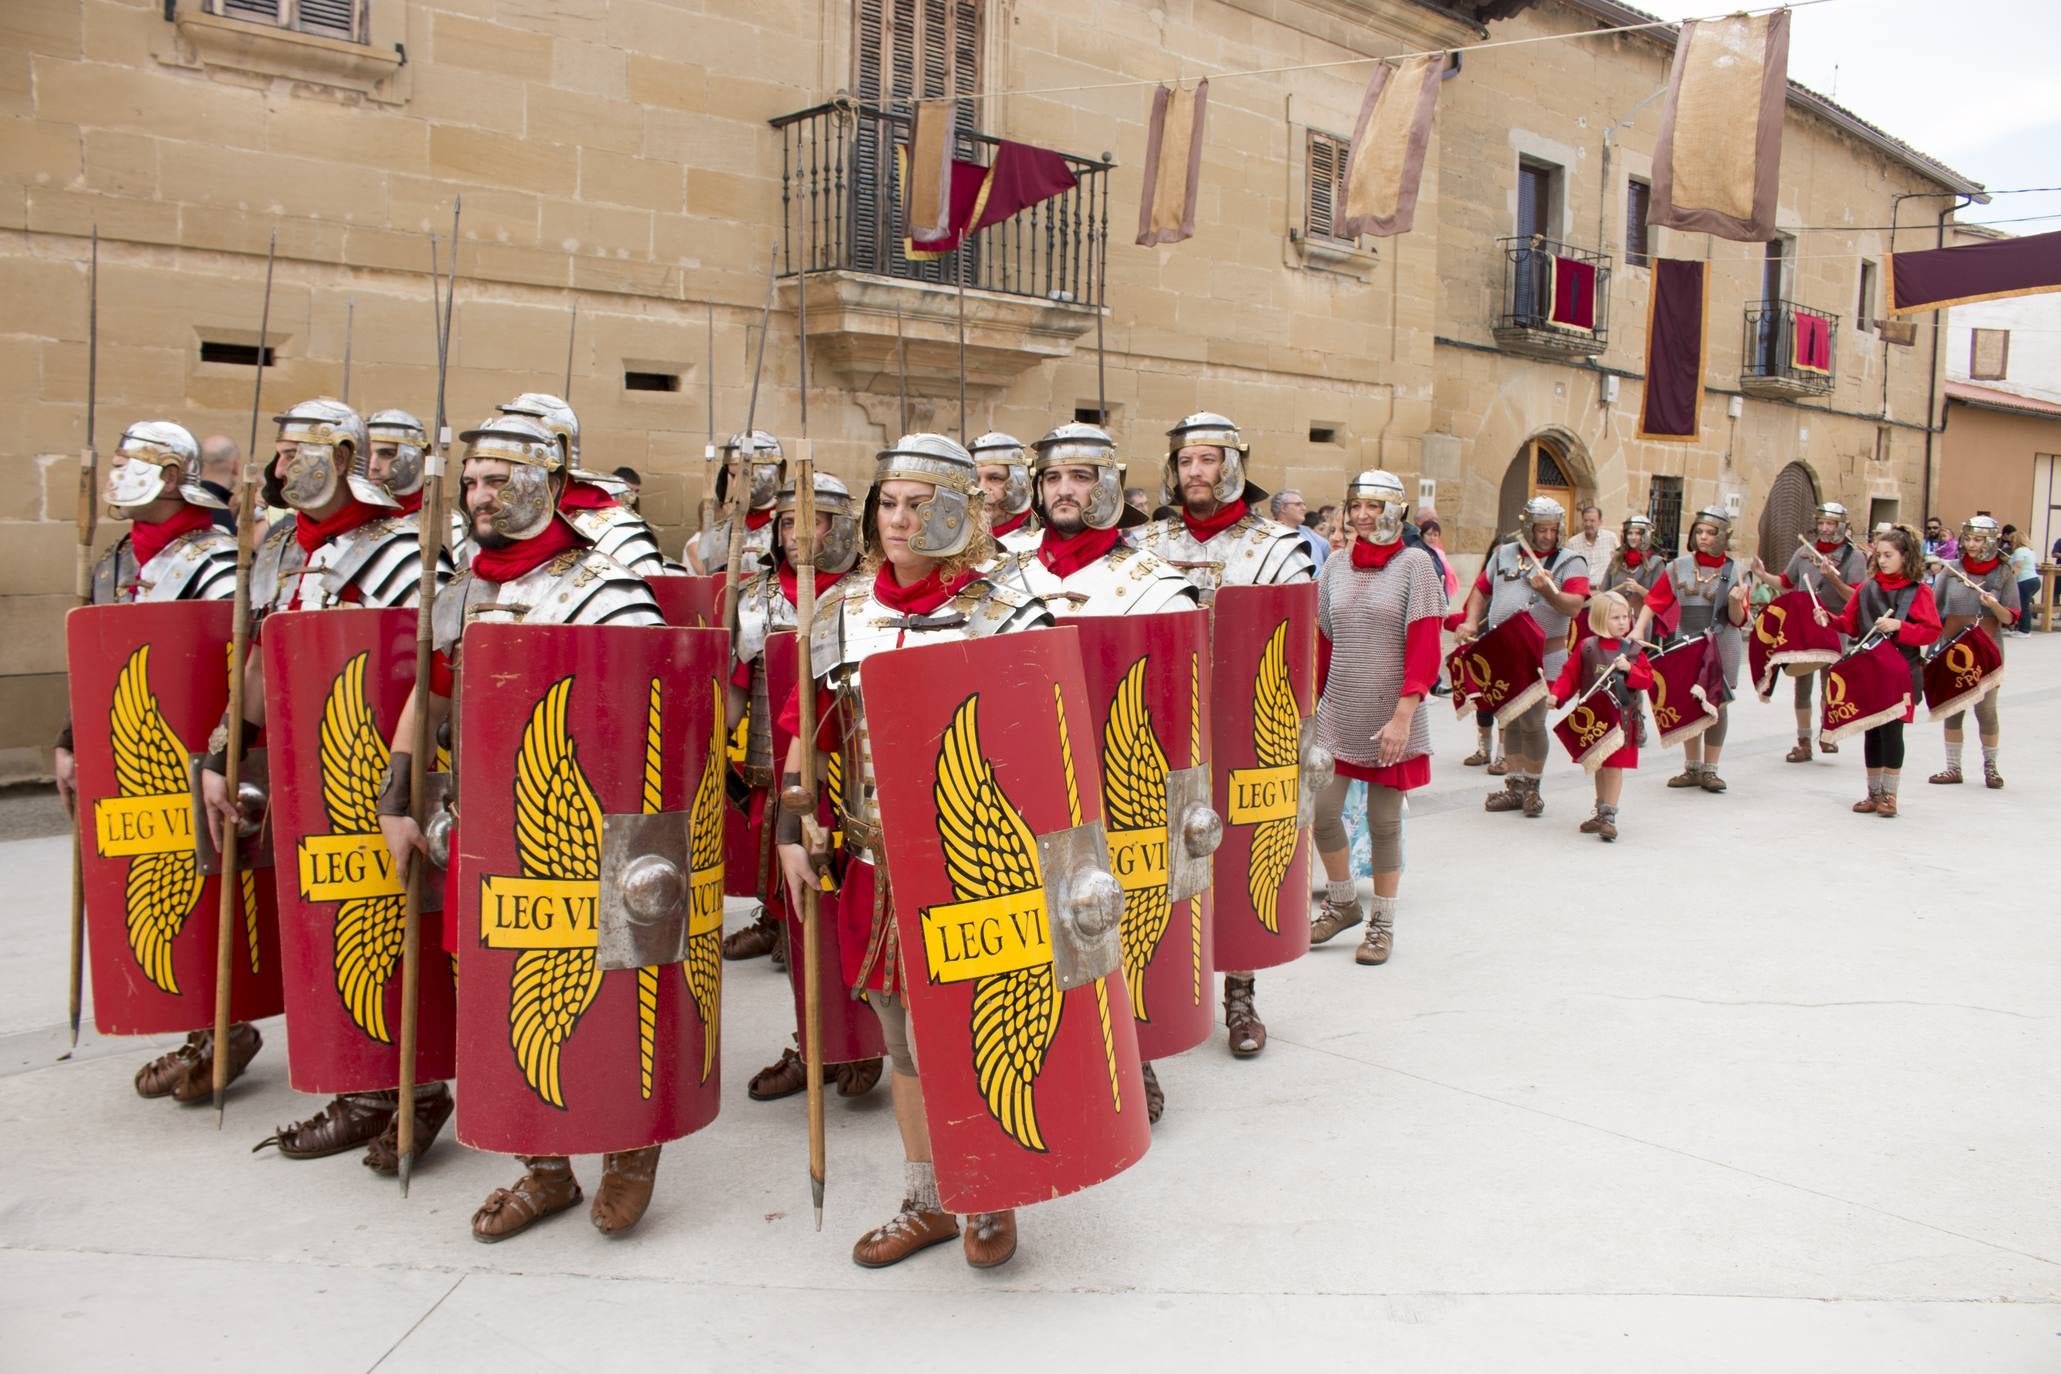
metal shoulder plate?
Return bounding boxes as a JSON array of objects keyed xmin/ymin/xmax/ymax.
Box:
[
  {"xmin": 137, "ymin": 527, "xmax": 239, "ymax": 603},
  {"xmin": 249, "ymin": 520, "xmax": 301, "ymax": 615},
  {"xmin": 571, "ymin": 507, "xmax": 670, "ymax": 576},
  {"xmin": 808, "ymin": 589, "xmax": 852, "ymax": 682},
  {"xmin": 432, "ymin": 570, "xmax": 476, "ymax": 653},
  {"xmin": 954, "ymin": 576, "xmax": 1053, "ymax": 637},
  {"xmin": 324, "ymin": 517, "xmax": 429, "ymax": 609},
  {"xmin": 90, "ymin": 538, "xmax": 132, "ymax": 606},
  {"xmin": 1231, "ymin": 515, "xmax": 1317, "ymax": 586},
  {"xmin": 732, "ymin": 569, "xmax": 790, "ymax": 667}
]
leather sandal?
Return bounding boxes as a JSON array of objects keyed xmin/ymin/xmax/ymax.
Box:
[
  {"xmin": 1985, "ymin": 762, "xmax": 2005, "ymax": 790},
  {"xmin": 1785, "ymin": 740, "xmax": 1812, "ymax": 763},
  {"xmin": 721, "ymin": 906, "xmax": 781, "ymax": 961},
  {"xmin": 1142, "ymin": 1062, "xmax": 1165, "ymax": 1124},
  {"xmin": 472, "ymin": 1157, "xmax": 583, "ymax": 1244},
  {"xmin": 1928, "ymin": 767, "xmax": 1963, "ymax": 785},
  {"xmin": 963, "ymin": 1210, "xmax": 1018, "ymax": 1269},
  {"xmin": 252, "ymin": 1091, "xmax": 397, "ymax": 1160},
  {"xmin": 748, "ymin": 1046, "xmax": 813, "ymax": 1102},
  {"xmin": 1698, "ymin": 772, "xmax": 1727, "ymax": 794},
  {"xmin": 835, "ymin": 1056, "xmax": 884, "ymax": 1098},
  {"xmin": 362, "ymin": 1082, "xmax": 456, "ymax": 1176},
  {"xmin": 591, "ymin": 1145, "xmax": 662, "ymax": 1235},
  {"xmin": 136, "ymin": 1033, "xmax": 207, "ymax": 1099},
  {"xmin": 1461, "ymin": 746, "xmax": 1490, "ymax": 767},
  {"xmin": 1485, "ymin": 756, "xmax": 1508, "ymax": 776},
  {"xmin": 1309, "ymin": 897, "xmax": 1364, "ymax": 944},
  {"xmin": 770, "ymin": 923, "xmax": 788, "ymax": 972},
  {"xmin": 1875, "ymin": 794, "xmax": 1900, "ymax": 818},
  {"xmin": 1817, "ymin": 738, "xmax": 1838, "ymax": 755},
  {"xmin": 1852, "ymin": 795, "xmax": 1879, "ymax": 814},
  {"xmin": 169, "ymin": 1023, "xmax": 263, "ymax": 1105},
  {"xmin": 852, "ymin": 1201, "xmax": 959, "ymax": 1268},
  {"xmin": 1223, "ymin": 975, "xmax": 1265, "ymax": 1057},
  {"xmin": 1665, "ymin": 769, "xmax": 1703, "ymax": 788}
]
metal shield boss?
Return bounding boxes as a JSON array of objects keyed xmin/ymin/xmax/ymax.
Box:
[
  {"xmin": 1209, "ymin": 582, "xmax": 1319, "ymax": 971},
  {"xmin": 454, "ymin": 621, "xmax": 727, "ymax": 1156},
  {"xmin": 1064, "ymin": 609, "xmax": 1220, "ymax": 1063},
  {"xmin": 863, "ymin": 627, "xmax": 1150, "ymax": 1215},
  {"xmin": 260, "ymin": 608, "xmax": 457, "ymax": 1093},
  {"xmin": 64, "ymin": 602, "xmax": 285, "ymax": 1035}
]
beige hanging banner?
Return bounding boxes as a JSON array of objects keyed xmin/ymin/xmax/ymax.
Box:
[
  {"xmin": 1136, "ymin": 79, "xmax": 1209, "ymax": 246},
  {"xmin": 907, "ymin": 98, "xmax": 957, "ymax": 240},
  {"xmin": 1650, "ymin": 10, "xmax": 1789, "ymax": 242},
  {"xmin": 1339, "ymin": 53, "xmax": 1442, "ymax": 238}
]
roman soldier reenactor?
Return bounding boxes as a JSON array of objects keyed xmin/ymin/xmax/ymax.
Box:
[
  {"xmin": 773, "ymin": 433, "xmax": 1054, "ymax": 1269},
  {"xmin": 685, "ymin": 430, "xmax": 784, "ymax": 574},
  {"xmin": 1455, "ymin": 495, "xmax": 1590, "ymax": 816},
  {"xmin": 1134, "ymin": 412, "xmax": 1317, "ymax": 1059},
  {"xmin": 1633, "ymin": 505, "xmax": 1750, "ymax": 792},
  {"xmin": 60, "ymin": 419, "xmax": 275, "ymax": 1102},
  {"xmin": 1308, "ymin": 470, "xmax": 1443, "ymax": 966},
  {"xmin": 1605, "ymin": 513, "xmax": 1670, "ymax": 633},
  {"xmin": 1927, "ymin": 514, "xmax": 2019, "ymax": 788},
  {"xmin": 1750, "ymin": 500, "xmax": 1869, "ymax": 761},
  {"xmin": 498, "ymin": 392, "xmax": 671, "ymax": 576},
  {"xmin": 379, "ymin": 413, "xmax": 690, "ymax": 1241},
  {"xmin": 972, "ymin": 431, "xmax": 1041, "ymax": 555}
]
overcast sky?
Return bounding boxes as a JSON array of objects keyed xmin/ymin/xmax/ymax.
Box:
[{"xmin": 1629, "ymin": 0, "xmax": 2061, "ymax": 232}]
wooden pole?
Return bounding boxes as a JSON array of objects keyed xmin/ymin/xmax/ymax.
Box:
[
  {"xmin": 724, "ymin": 244, "xmax": 780, "ymax": 634},
  {"xmin": 792, "ymin": 262, "xmax": 826, "ymax": 1231},
  {"xmin": 65, "ymin": 225, "xmax": 100, "ymax": 1054}
]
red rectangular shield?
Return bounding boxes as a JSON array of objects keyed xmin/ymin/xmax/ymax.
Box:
[
  {"xmin": 1749, "ymin": 590, "xmax": 1843, "ymax": 700},
  {"xmin": 65, "ymin": 602, "xmax": 284, "ymax": 1035},
  {"xmin": 1449, "ymin": 611, "xmax": 1549, "ymax": 726},
  {"xmin": 1066, "ymin": 608, "xmax": 1216, "ymax": 1063},
  {"xmin": 862, "ymin": 626, "xmax": 1151, "ymax": 1214},
  {"xmin": 1923, "ymin": 625, "xmax": 2004, "ymax": 720},
  {"xmin": 1211, "ymin": 584, "xmax": 1319, "ymax": 973},
  {"xmin": 649, "ymin": 573, "xmax": 725, "ymax": 629},
  {"xmin": 1822, "ymin": 640, "xmax": 1915, "ymax": 744},
  {"xmin": 454, "ymin": 622, "xmax": 728, "ymax": 1156},
  {"xmin": 1644, "ymin": 635, "xmax": 1722, "ymax": 748},
  {"xmin": 260, "ymin": 609, "xmax": 457, "ymax": 1093},
  {"xmin": 1553, "ymin": 689, "xmax": 1627, "ymax": 773}
]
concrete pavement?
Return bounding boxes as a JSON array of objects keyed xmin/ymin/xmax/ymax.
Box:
[{"xmin": 4, "ymin": 636, "xmax": 2058, "ymax": 1371}]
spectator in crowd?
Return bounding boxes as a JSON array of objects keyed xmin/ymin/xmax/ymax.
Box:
[
  {"xmin": 613, "ymin": 465, "xmax": 643, "ymax": 511},
  {"xmin": 1271, "ymin": 488, "xmax": 1328, "ymax": 569},
  {"xmin": 1564, "ymin": 502, "xmax": 1618, "ymax": 574},
  {"xmin": 1923, "ymin": 516, "xmax": 1958, "ymax": 561},
  {"xmin": 196, "ymin": 435, "xmax": 242, "ymax": 532},
  {"xmin": 1124, "ymin": 486, "xmax": 1152, "ymax": 516},
  {"xmin": 2004, "ymin": 527, "xmax": 2038, "ymax": 635},
  {"xmin": 1417, "ymin": 515, "xmax": 1460, "ymax": 696}
]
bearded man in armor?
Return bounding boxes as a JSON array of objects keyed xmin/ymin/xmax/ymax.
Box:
[
  {"xmin": 1633, "ymin": 505, "xmax": 1751, "ymax": 791},
  {"xmin": 1749, "ymin": 500, "xmax": 1869, "ymax": 761},
  {"xmin": 1455, "ymin": 496, "xmax": 1591, "ymax": 817},
  {"xmin": 376, "ymin": 413, "xmax": 667, "ymax": 1241},
  {"xmin": 772, "ymin": 433, "xmax": 1052, "ymax": 1271},
  {"xmin": 496, "ymin": 392, "xmax": 671, "ymax": 576},
  {"xmin": 1133, "ymin": 412, "xmax": 1313, "ymax": 1058},
  {"xmin": 59, "ymin": 420, "xmax": 258, "ymax": 1100},
  {"xmin": 972, "ymin": 431, "xmax": 1041, "ymax": 555},
  {"xmin": 685, "ymin": 431, "xmax": 784, "ymax": 574}
]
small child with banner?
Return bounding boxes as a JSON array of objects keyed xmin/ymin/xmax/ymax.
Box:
[{"xmin": 1549, "ymin": 592, "xmax": 1652, "ymax": 842}]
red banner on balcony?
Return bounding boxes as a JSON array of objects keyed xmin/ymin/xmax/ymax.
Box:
[
  {"xmin": 1548, "ymin": 255, "xmax": 1597, "ymax": 332},
  {"xmin": 1791, "ymin": 310, "xmax": 1831, "ymax": 374},
  {"xmin": 1339, "ymin": 54, "xmax": 1441, "ymax": 239},
  {"xmin": 1887, "ymin": 228, "xmax": 2061, "ymax": 315},
  {"xmin": 903, "ymin": 142, "xmax": 1078, "ymax": 262},
  {"xmin": 1137, "ymin": 80, "xmax": 1208, "ymax": 247},
  {"xmin": 1651, "ymin": 10, "xmax": 1789, "ymax": 242},
  {"xmin": 1637, "ymin": 258, "xmax": 1709, "ymax": 443}
]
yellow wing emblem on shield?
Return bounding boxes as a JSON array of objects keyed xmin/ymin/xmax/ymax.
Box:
[
  {"xmin": 936, "ymin": 695, "xmax": 1062, "ymax": 1153},
  {"xmin": 1103, "ymin": 657, "xmax": 1170, "ymax": 1022},
  {"xmin": 508, "ymin": 677, "xmax": 605, "ymax": 1110},
  {"xmin": 681, "ymin": 678, "xmax": 724, "ymax": 1082},
  {"xmin": 110, "ymin": 644, "xmax": 202, "ymax": 994},
  {"xmin": 319, "ymin": 651, "xmax": 406, "ymax": 1043},
  {"xmin": 1246, "ymin": 621, "xmax": 1299, "ymax": 933}
]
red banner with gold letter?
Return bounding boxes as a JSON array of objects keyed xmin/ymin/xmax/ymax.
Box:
[
  {"xmin": 1820, "ymin": 640, "xmax": 1914, "ymax": 745},
  {"xmin": 1644, "ymin": 635, "xmax": 1721, "ymax": 747},
  {"xmin": 1552, "ymin": 688, "xmax": 1626, "ymax": 773},
  {"xmin": 1446, "ymin": 611, "xmax": 1547, "ymax": 726},
  {"xmin": 1749, "ymin": 589, "xmax": 1843, "ymax": 700},
  {"xmin": 1922, "ymin": 625, "xmax": 2004, "ymax": 720}
]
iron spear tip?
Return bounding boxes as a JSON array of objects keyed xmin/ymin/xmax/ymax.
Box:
[{"xmin": 399, "ymin": 1153, "xmax": 413, "ymax": 1198}]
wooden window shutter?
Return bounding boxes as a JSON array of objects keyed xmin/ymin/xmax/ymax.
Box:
[{"xmin": 1306, "ymin": 129, "xmax": 1349, "ymax": 242}]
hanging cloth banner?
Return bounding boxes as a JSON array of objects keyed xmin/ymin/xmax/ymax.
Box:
[
  {"xmin": 903, "ymin": 142, "xmax": 1080, "ymax": 261},
  {"xmin": 907, "ymin": 98, "xmax": 958, "ymax": 240},
  {"xmin": 1888, "ymin": 228, "xmax": 2061, "ymax": 315},
  {"xmin": 1637, "ymin": 257, "xmax": 1709, "ymax": 442},
  {"xmin": 1136, "ymin": 80, "xmax": 1209, "ymax": 247},
  {"xmin": 1339, "ymin": 53, "xmax": 1443, "ymax": 239},
  {"xmin": 1791, "ymin": 311, "xmax": 1832, "ymax": 374},
  {"xmin": 1548, "ymin": 255, "xmax": 1598, "ymax": 332},
  {"xmin": 1650, "ymin": 10, "xmax": 1789, "ymax": 242}
]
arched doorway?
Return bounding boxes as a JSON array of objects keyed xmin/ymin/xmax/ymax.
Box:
[
  {"xmin": 1757, "ymin": 461, "xmax": 1818, "ymax": 561},
  {"xmin": 1497, "ymin": 433, "xmax": 1582, "ymax": 536}
]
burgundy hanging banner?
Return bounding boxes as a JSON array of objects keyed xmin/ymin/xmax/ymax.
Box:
[
  {"xmin": 1888, "ymin": 228, "xmax": 2061, "ymax": 315},
  {"xmin": 1637, "ymin": 257, "xmax": 1709, "ymax": 442},
  {"xmin": 1650, "ymin": 10, "xmax": 1789, "ymax": 241}
]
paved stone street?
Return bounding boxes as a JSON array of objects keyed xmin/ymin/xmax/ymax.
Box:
[{"xmin": 4, "ymin": 639, "xmax": 2057, "ymax": 1372}]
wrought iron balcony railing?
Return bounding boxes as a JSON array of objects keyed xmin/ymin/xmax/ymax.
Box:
[
  {"xmin": 1742, "ymin": 298, "xmax": 1838, "ymax": 395},
  {"xmin": 1492, "ymin": 236, "xmax": 1612, "ymax": 359},
  {"xmin": 770, "ymin": 100, "xmax": 1113, "ymax": 307}
]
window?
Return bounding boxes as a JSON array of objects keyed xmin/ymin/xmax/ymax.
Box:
[
  {"xmin": 1073, "ymin": 405, "xmax": 1109, "ymax": 425},
  {"xmin": 1971, "ymin": 328, "xmax": 2010, "ymax": 380},
  {"xmin": 1308, "ymin": 424, "xmax": 1340, "ymax": 445},
  {"xmin": 1305, "ymin": 129, "xmax": 1353, "ymax": 244},
  {"xmin": 1625, "ymin": 178, "xmax": 1652, "ymax": 268},
  {"xmin": 208, "ymin": 0, "xmax": 364, "ymax": 42},
  {"xmin": 1647, "ymin": 475, "xmax": 1684, "ymax": 556},
  {"xmin": 1868, "ymin": 496, "xmax": 1898, "ymax": 532},
  {"xmin": 1857, "ymin": 259, "xmax": 1878, "ymax": 333},
  {"xmin": 199, "ymin": 340, "xmax": 276, "ymax": 367},
  {"xmin": 1517, "ymin": 160, "xmax": 1558, "ymax": 241},
  {"xmin": 851, "ymin": 0, "xmax": 981, "ymax": 283},
  {"xmin": 623, "ymin": 371, "xmax": 680, "ymax": 392}
]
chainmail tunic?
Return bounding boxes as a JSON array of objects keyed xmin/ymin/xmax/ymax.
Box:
[{"xmin": 1314, "ymin": 547, "xmax": 1442, "ymax": 771}]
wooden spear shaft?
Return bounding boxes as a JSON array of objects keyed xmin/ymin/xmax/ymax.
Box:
[
  {"xmin": 66, "ymin": 225, "xmax": 99, "ymax": 1053},
  {"xmin": 793, "ymin": 265, "xmax": 826, "ymax": 1232},
  {"xmin": 213, "ymin": 230, "xmax": 277, "ymax": 1125},
  {"xmin": 724, "ymin": 244, "xmax": 780, "ymax": 633}
]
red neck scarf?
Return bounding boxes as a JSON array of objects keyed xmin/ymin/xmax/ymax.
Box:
[
  {"xmin": 469, "ymin": 516, "xmax": 586, "ymax": 584},
  {"xmin": 294, "ymin": 498, "xmax": 385, "ymax": 554},
  {"xmin": 1961, "ymin": 555, "xmax": 2001, "ymax": 575},
  {"xmin": 872, "ymin": 562, "xmax": 979, "ymax": 616},
  {"xmin": 777, "ymin": 563, "xmax": 848, "ymax": 606},
  {"xmin": 992, "ymin": 508, "xmax": 1033, "ymax": 539},
  {"xmin": 1874, "ymin": 571, "xmax": 1913, "ymax": 590},
  {"xmin": 395, "ymin": 490, "xmax": 425, "ymax": 516},
  {"xmin": 1037, "ymin": 524, "xmax": 1123, "ymax": 578},
  {"xmin": 1350, "ymin": 535, "xmax": 1404, "ymax": 570},
  {"xmin": 1815, "ymin": 539, "xmax": 1845, "ymax": 555},
  {"xmin": 1622, "ymin": 548, "xmax": 1646, "ymax": 567},
  {"xmin": 1693, "ymin": 551, "xmax": 1727, "ymax": 569},
  {"xmin": 560, "ymin": 481, "xmax": 618, "ymax": 512},
  {"xmin": 131, "ymin": 504, "xmax": 215, "ymax": 568},
  {"xmin": 1180, "ymin": 497, "xmax": 1247, "ymax": 545},
  {"xmin": 745, "ymin": 507, "xmax": 774, "ymax": 532}
]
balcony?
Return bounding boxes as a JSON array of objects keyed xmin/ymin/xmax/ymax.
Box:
[
  {"xmin": 1741, "ymin": 299, "xmax": 1838, "ymax": 399},
  {"xmin": 771, "ymin": 100, "xmax": 1113, "ymax": 393},
  {"xmin": 1491, "ymin": 237, "xmax": 1612, "ymax": 361}
]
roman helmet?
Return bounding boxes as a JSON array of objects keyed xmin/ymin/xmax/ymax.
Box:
[
  {"xmin": 866, "ymin": 432, "xmax": 979, "ymax": 558},
  {"xmin": 365, "ymin": 408, "xmax": 429, "ymax": 501},
  {"xmin": 776, "ymin": 471, "xmax": 862, "ymax": 575},
  {"xmin": 1030, "ymin": 422, "xmax": 1142, "ymax": 530},
  {"xmin": 456, "ymin": 413, "xmax": 563, "ymax": 541},
  {"xmin": 1164, "ymin": 411, "xmax": 1267, "ymax": 507},
  {"xmin": 970, "ymin": 432, "xmax": 1033, "ymax": 520},
  {"xmin": 715, "ymin": 430, "xmax": 786, "ymax": 512},
  {"xmin": 1621, "ymin": 512, "xmax": 1653, "ymax": 551},
  {"xmin": 104, "ymin": 420, "xmax": 225, "ymax": 512},
  {"xmin": 1813, "ymin": 500, "xmax": 1851, "ymax": 544},
  {"xmin": 272, "ymin": 398, "xmax": 383, "ymax": 511},
  {"xmin": 1689, "ymin": 504, "xmax": 1733, "ymax": 549},
  {"xmin": 1343, "ymin": 469, "xmax": 1409, "ymax": 543},
  {"xmin": 495, "ymin": 391, "xmax": 589, "ymax": 475},
  {"xmin": 1959, "ymin": 513, "xmax": 2002, "ymax": 561},
  {"xmin": 1521, "ymin": 494, "xmax": 1567, "ymax": 543}
]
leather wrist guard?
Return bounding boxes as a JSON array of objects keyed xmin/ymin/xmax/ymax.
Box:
[
  {"xmin": 377, "ymin": 752, "xmax": 413, "ymax": 818},
  {"xmin": 775, "ymin": 777, "xmax": 804, "ymax": 846}
]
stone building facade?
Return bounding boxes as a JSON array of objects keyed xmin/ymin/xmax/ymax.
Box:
[{"xmin": 0, "ymin": 0, "xmax": 1976, "ymax": 780}]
